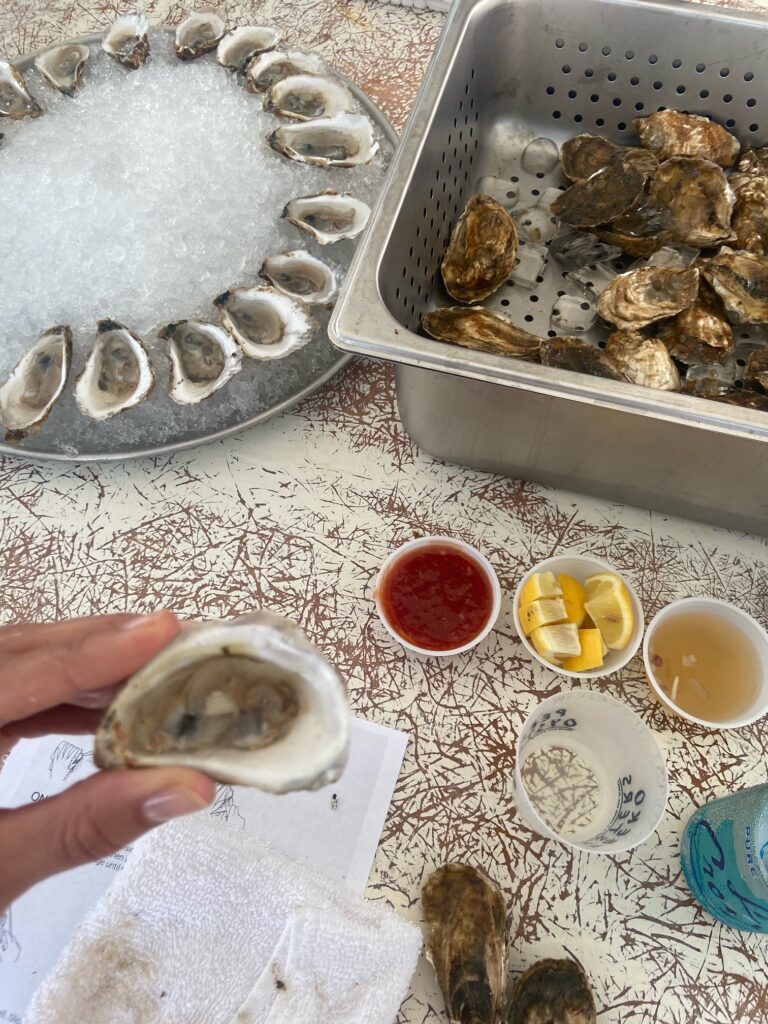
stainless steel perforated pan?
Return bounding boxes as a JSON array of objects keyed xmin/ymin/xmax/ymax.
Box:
[{"xmin": 330, "ymin": 0, "xmax": 768, "ymax": 535}]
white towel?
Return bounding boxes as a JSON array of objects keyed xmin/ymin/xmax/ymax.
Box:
[{"xmin": 26, "ymin": 817, "xmax": 422, "ymax": 1024}]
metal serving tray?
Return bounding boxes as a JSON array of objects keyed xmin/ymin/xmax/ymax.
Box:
[{"xmin": 330, "ymin": 0, "xmax": 768, "ymax": 535}]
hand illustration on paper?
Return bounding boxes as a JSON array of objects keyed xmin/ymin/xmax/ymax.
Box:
[
  {"xmin": 210, "ymin": 785, "xmax": 246, "ymax": 830},
  {"xmin": 0, "ymin": 906, "xmax": 21, "ymax": 964},
  {"xmin": 0, "ymin": 613, "xmax": 216, "ymax": 911}
]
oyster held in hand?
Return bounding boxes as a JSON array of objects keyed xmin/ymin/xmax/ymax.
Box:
[
  {"xmin": 422, "ymin": 863, "xmax": 507, "ymax": 1024},
  {"xmin": 605, "ymin": 330, "xmax": 680, "ymax": 390},
  {"xmin": 422, "ymin": 307, "xmax": 540, "ymax": 359},
  {"xmin": 508, "ymin": 959, "xmax": 597, "ymax": 1024},
  {"xmin": 94, "ymin": 611, "xmax": 349, "ymax": 793},
  {"xmin": 634, "ymin": 110, "xmax": 740, "ymax": 167},
  {"xmin": 597, "ymin": 266, "xmax": 699, "ymax": 330},
  {"xmin": 441, "ymin": 195, "xmax": 518, "ymax": 303},
  {"xmin": 702, "ymin": 250, "xmax": 768, "ymax": 324},
  {"xmin": 540, "ymin": 336, "xmax": 627, "ymax": 381}
]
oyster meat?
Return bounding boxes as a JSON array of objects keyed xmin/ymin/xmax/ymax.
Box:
[
  {"xmin": 508, "ymin": 959, "xmax": 597, "ymax": 1024},
  {"xmin": 597, "ymin": 266, "xmax": 699, "ymax": 330},
  {"xmin": 731, "ymin": 175, "xmax": 768, "ymax": 255},
  {"xmin": 94, "ymin": 611, "xmax": 350, "ymax": 793},
  {"xmin": 265, "ymin": 73, "xmax": 354, "ymax": 121},
  {"xmin": 0, "ymin": 61, "xmax": 43, "ymax": 119},
  {"xmin": 745, "ymin": 349, "xmax": 768, "ymax": 391},
  {"xmin": 175, "ymin": 11, "xmax": 226, "ymax": 61},
  {"xmin": 666, "ymin": 279, "xmax": 733, "ymax": 352},
  {"xmin": 245, "ymin": 49, "xmax": 324, "ymax": 92},
  {"xmin": 551, "ymin": 154, "xmax": 649, "ymax": 229},
  {"xmin": 422, "ymin": 307, "xmax": 541, "ymax": 359},
  {"xmin": 102, "ymin": 12, "xmax": 150, "ymax": 70},
  {"xmin": 561, "ymin": 134, "xmax": 657, "ymax": 182},
  {"xmin": 260, "ymin": 250, "xmax": 338, "ymax": 305},
  {"xmin": 159, "ymin": 320, "xmax": 242, "ymax": 404},
  {"xmin": 214, "ymin": 285, "xmax": 316, "ymax": 359},
  {"xmin": 702, "ymin": 249, "xmax": 768, "ymax": 324},
  {"xmin": 605, "ymin": 330, "xmax": 680, "ymax": 390},
  {"xmin": 540, "ymin": 336, "xmax": 627, "ymax": 380},
  {"xmin": 283, "ymin": 190, "xmax": 370, "ymax": 244},
  {"xmin": 634, "ymin": 110, "xmax": 740, "ymax": 167},
  {"xmin": 441, "ymin": 195, "xmax": 518, "ymax": 303},
  {"xmin": 0, "ymin": 326, "xmax": 72, "ymax": 440},
  {"xmin": 74, "ymin": 320, "xmax": 154, "ymax": 420},
  {"xmin": 648, "ymin": 157, "xmax": 734, "ymax": 248},
  {"xmin": 269, "ymin": 112, "xmax": 378, "ymax": 167},
  {"xmin": 34, "ymin": 44, "xmax": 90, "ymax": 97},
  {"xmin": 217, "ymin": 26, "xmax": 281, "ymax": 71},
  {"xmin": 422, "ymin": 864, "xmax": 507, "ymax": 1024}
]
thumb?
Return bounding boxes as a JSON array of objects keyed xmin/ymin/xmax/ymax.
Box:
[{"xmin": 0, "ymin": 767, "xmax": 215, "ymax": 909}]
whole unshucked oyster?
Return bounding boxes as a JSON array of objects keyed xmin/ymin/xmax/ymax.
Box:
[
  {"xmin": 551, "ymin": 153, "xmax": 649, "ymax": 229},
  {"xmin": 540, "ymin": 337, "xmax": 627, "ymax": 380},
  {"xmin": 605, "ymin": 330, "xmax": 680, "ymax": 390},
  {"xmin": 650, "ymin": 157, "xmax": 734, "ymax": 248},
  {"xmin": 634, "ymin": 110, "xmax": 740, "ymax": 167},
  {"xmin": 665, "ymin": 279, "xmax": 733, "ymax": 352},
  {"xmin": 731, "ymin": 175, "xmax": 768, "ymax": 255},
  {"xmin": 422, "ymin": 307, "xmax": 540, "ymax": 359},
  {"xmin": 441, "ymin": 195, "xmax": 518, "ymax": 303},
  {"xmin": 422, "ymin": 864, "xmax": 507, "ymax": 1024},
  {"xmin": 702, "ymin": 250, "xmax": 768, "ymax": 324},
  {"xmin": 597, "ymin": 266, "xmax": 700, "ymax": 330},
  {"xmin": 560, "ymin": 134, "xmax": 657, "ymax": 182},
  {"xmin": 508, "ymin": 959, "xmax": 597, "ymax": 1024}
]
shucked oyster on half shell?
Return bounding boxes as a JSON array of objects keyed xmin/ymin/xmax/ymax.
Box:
[
  {"xmin": 605, "ymin": 330, "xmax": 680, "ymax": 390},
  {"xmin": 102, "ymin": 12, "xmax": 150, "ymax": 70},
  {"xmin": 94, "ymin": 611, "xmax": 350, "ymax": 794},
  {"xmin": 0, "ymin": 61, "xmax": 43, "ymax": 119},
  {"xmin": 421, "ymin": 307, "xmax": 541, "ymax": 359},
  {"xmin": 75, "ymin": 319, "xmax": 154, "ymax": 420},
  {"xmin": 159, "ymin": 320, "xmax": 242, "ymax": 404},
  {"xmin": 260, "ymin": 250, "xmax": 338, "ymax": 305},
  {"xmin": 282, "ymin": 190, "xmax": 370, "ymax": 244},
  {"xmin": 265, "ymin": 73, "xmax": 354, "ymax": 121},
  {"xmin": 597, "ymin": 266, "xmax": 700, "ymax": 330},
  {"xmin": 0, "ymin": 326, "xmax": 72, "ymax": 440},
  {"xmin": 508, "ymin": 959, "xmax": 597, "ymax": 1024},
  {"xmin": 422, "ymin": 864, "xmax": 507, "ymax": 1024},
  {"xmin": 269, "ymin": 112, "xmax": 378, "ymax": 167},
  {"xmin": 634, "ymin": 110, "xmax": 740, "ymax": 168},
  {"xmin": 214, "ymin": 285, "xmax": 316, "ymax": 359},
  {"xmin": 217, "ymin": 26, "xmax": 282, "ymax": 71},
  {"xmin": 245, "ymin": 49, "xmax": 324, "ymax": 92},
  {"xmin": 34, "ymin": 44, "xmax": 90, "ymax": 97},
  {"xmin": 702, "ymin": 249, "xmax": 768, "ymax": 324},
  {"xmin": 175, "ymin": 11, "xmax": 226, "ymax": 61},
  {"xmin": 441, "ymin": 195, "xmax": 519, "ymax": 303}
]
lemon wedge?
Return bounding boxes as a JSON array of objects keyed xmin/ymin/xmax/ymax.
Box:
[
  {"xmin": 557, "ymin": 573, "xmax": 586, "ymax": 627},
  {"xmin": 530, "ymin": 623, "xmax": 581, "ymax": 662},
  {"xmin": 520, "ymin": 571, "xmax": 562, "ymax": 606},
  {"xmin": 583, "ymin": 573, "xmax": 634, "ymax": 650},
  {"xmin": 519, "ymin": 597, "xmax": 568, "ymax": 637},
  {"xmin": 562, "ymin": 628, "xmax": 604, "ymax": 672}
]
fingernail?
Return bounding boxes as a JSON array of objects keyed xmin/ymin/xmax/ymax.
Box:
[
  {"xmin": 142, "ymin": 786, "xmax": 212, "ymax": 824},
  {"xmin": 72, "ymin": 683, "xmax": 122, "ymax": 708},
  {"xmin": 119, "ymin": 612, "xmax": 167, "ymax": 631}
]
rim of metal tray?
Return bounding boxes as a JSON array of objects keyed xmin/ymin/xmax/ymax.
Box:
[{"xmin": 4, "ymin": 31, "xmax": 397, "ymax": 463}]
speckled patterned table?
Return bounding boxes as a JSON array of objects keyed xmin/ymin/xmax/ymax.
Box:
[{"xmin": 2, "ymin": 1, "xmax": 768, "ymax": 1022}]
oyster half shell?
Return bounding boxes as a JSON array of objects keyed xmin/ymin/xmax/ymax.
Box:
[
  {"xmin": 702, "ymin": 250, "xmax": 768, "ymax": 324},
  {"xmin": 102, "ymin": 12, "xmax": 150, "ymax": 70},
  {"xmin": 159, "ymin": 320, "xmax": 242, "ymax": 404},
  {"xmin": 634, "ymin": 110, "xmax": 740, "ymax": 167},
  {"xmin": 260, "ymin": 250, "xmax": 338, "ymax": 305},
  {"xmin": 0, "ymin": 61, "xmax": 43, "ymax": 119},
  {"xmin": 75, "ymin": 320, "xmax": 154, "ymax": 420},
  {"xmin": 34, "ymin": 44, "xmax": 90, "ymax": 97},
  {"xmin": 265, "ymin": 73, "xmax": 354, "ymax": 121},
  {"xmin": 422, "ymin": 864, "xmax": 507, "ymax": 1024},
  {"xmin": 94, "ymin": 611, "xmax": 350, "ymax": 793},
  {"xmin": 508, "ymin": 959, "xmax": 597, "ymax": 1024},
  {"xmin": 245, "ymin": 49, "xmax": 324, "ymax": 92},
  {"xmin": 283, "ymin": 190, "xmax": 370, "ymax": 244},
  {"xmin": 0, "ymin": 326, "xmax": 72, "ymax": 440},
  {"xmin": 269, "ymin": 112, "xmax": 378, "ymax": 167},
  {"xmin": 175, "ymin": 11, "xmax": 226, "ymax": 61},
  {"xmin": 605, "ymin": 330, "xmax": 680, "ymax": 390},
  {"xmin": 422, "ymin": 307, "xmax": 541, "ymax": 359},
  {"xmin": 541, "ymin": 336, "xmax": 627, "ymax": 381},
  {"xmin": 217, "ymin": 26, "xmax": 281, "ymax": 71},
  {"xmin": 214, "ymin": 286, "xmax": 316, "ymax": 359},
  {"xmin": 441, "ymin": 195, "xmax": 519, "ymax": 303},
  {"xmin": 597, "ymin": 266, "xmax": 700, "ymax": 330}
]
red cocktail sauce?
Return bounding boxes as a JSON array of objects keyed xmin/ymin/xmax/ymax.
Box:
[{"xmin": 378, "ymin": 543, "xmax": 494, "ymax": 651}]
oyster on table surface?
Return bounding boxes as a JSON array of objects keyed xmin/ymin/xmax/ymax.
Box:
[
  {"xmin": 102, "ymin": 12, "xmax": 150, "ymax": 70},
  {"xmin": 597, "ymin": 265, "xmax": 700, "ymax": 330},
  {"xmin": 422, "ymin": 863, "xmax": 507, "ymax": 1024},
  {"xmin": 159, "ymin": 319, "xmax": 242, "ymax": 404},
  {"xmin": 634, "ymin": 110, "xmax": 740, "ymax": 167},
  {"xmin": 94, "ymin": 611, "xmax": 350, "ymax": 793},
  {"xmin": 0, "ymin": 60, "xmax": 43, "ymax": 119},
  {"xmin": 540, "ymin": 336, "xmax": 627, "ymax": 381},
  {"xmin": 508, "ymin": 959, "xmax": 597, "ymax": 1024},
  {"xmin": 75, "ymin": 320, "xmax": 154, "ymax": 420},
  {"xmin": 0, "ymin": 326, "xmax": 72, "ymax": 440},
  {"xmin": 702, "ymin": 249, "xmax": 768, "ymax": 324},
  {"xmin": 282, "ymin": 190, "xmax": 370, "ymax": 244},
  {"xmin": 441, "ymin": 195, "xmax": 519, "ymax": 303},
  {"xmin": 34, "ymin": 44, "xmax": 90, "ymax": 97},
  {"xmin": 175, "ymin": 11, "xmax": 226, "ymax": 61},
  {"xmin": 217, "ymin": 26, "xmax": 282, "ymax": 71},
  {"xmin": 265, "ymin": 73, "xmax": 354, "ymax": 121},
  {"xmin": 605, "ymin": 330, "xmax": 680, "ymax": 390},
  {"xmin": 421, "ymin": 307, "xmax": 541, "ymax": 359}
]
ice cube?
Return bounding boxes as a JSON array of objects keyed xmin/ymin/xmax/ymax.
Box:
[
  {"xmin": 548, "ymin": 230, "xmax": 622, "ymax": 270},
  {"xmin": 521, "ymin": 137, "xmax": 560, "ymax": 176},
  {"xmin": 476, "ymin": 176, "xmax": 519, "ymax": 209},
  {"xmin": 517, "ymin": 205, "xmax": 560, "ymax": 244},
  {"xmin": 510, "ymin": 241, "xmax": 549, "ymax": 289},
  {"xmin": 550, "ymin": 294, "xmax": 596, "ymax": 334}
]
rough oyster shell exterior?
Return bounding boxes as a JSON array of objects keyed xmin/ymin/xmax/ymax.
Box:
[
  {"xmin": 634, "ymin": 110, "xmax": 740, "ymax": 167},
  {"xmin": 605, "ymin": 330, "xmax": 680, "ymax": 390},
  {"xmin": 597, "ymin": 266, "xmax": 700, "ymax": 330},
  {"xmin": 702, "ymin": 250, "xmax": 768, "ymax": 324},
  {"xmin": 508, "ymin": 959, "xmax": 597, "ymax": 1024},
  {"xmin": 540, "ymin": 336, "xmax": 627, "ymax": 380},
  {"xmin": 421, "ymin": 307, "xmax": 540, "ymax": 359},
  {"xmin": 441, "ymin": 195, "xmax": 519, "ymax": 303}
]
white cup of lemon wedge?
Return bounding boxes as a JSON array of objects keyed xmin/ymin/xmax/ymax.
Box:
[{"xmin": 513, "ymin": 554, "xmax": 645, "ymax": 679}]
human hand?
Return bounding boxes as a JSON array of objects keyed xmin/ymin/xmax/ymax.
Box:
[{"xmin": 0, "ymin": 612, "xmax": 216, "ymax": 910}]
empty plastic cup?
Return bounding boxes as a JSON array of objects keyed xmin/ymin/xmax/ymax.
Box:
[{"xmin": 514, "ymin": 690, "xmax": 668, "ymax": 854}]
